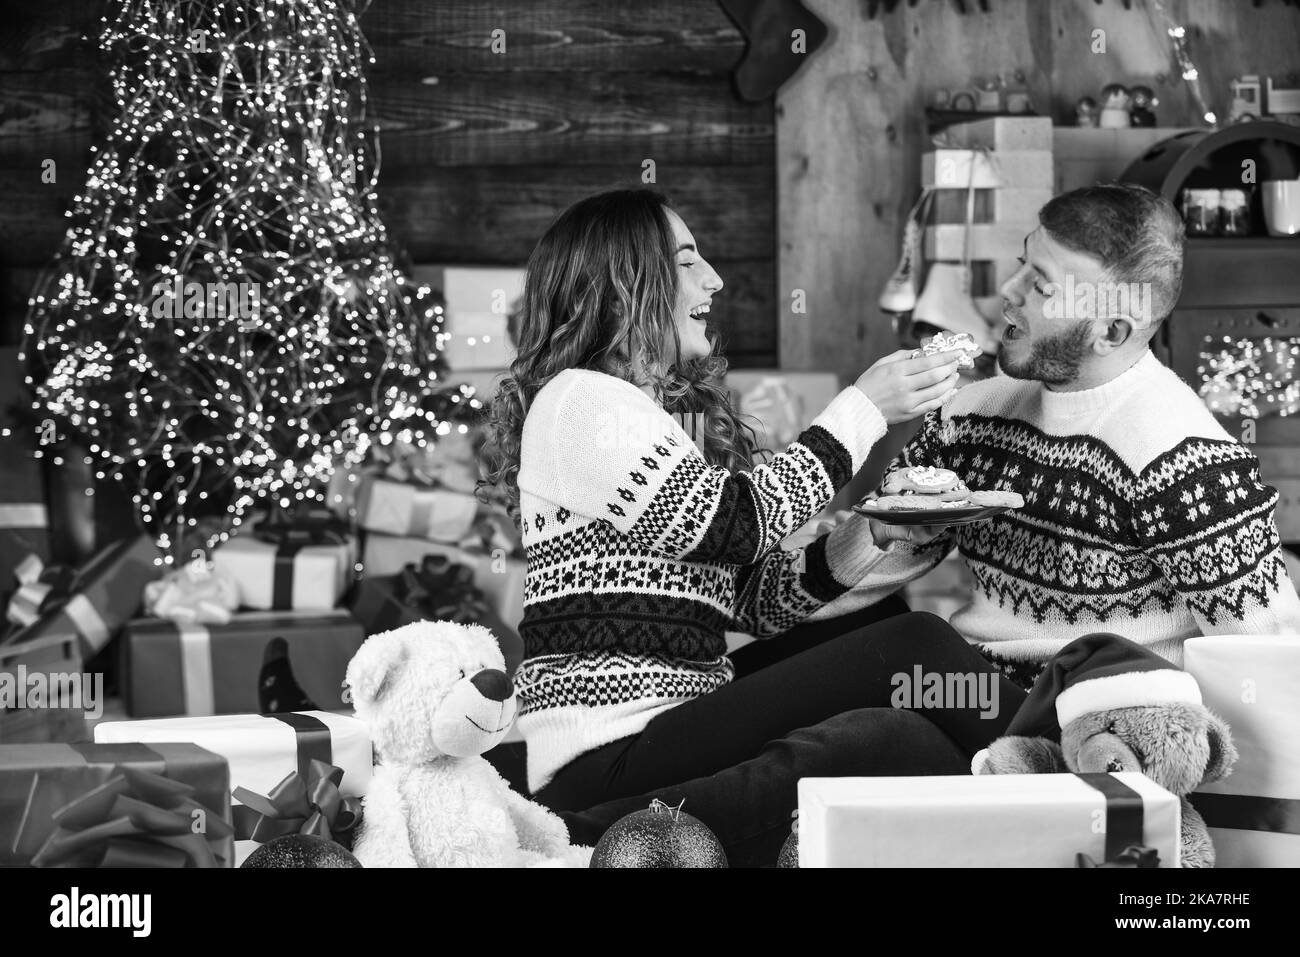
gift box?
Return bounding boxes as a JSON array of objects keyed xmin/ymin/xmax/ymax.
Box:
[
  {"xmin": 95, "ymin": 709, "xmax": 371, "ymax": 865},
  {"xmin": 1, "ymin": 534, "xmax": 164, "ymax": 657},
  {"xmin": 1185, "ymin": 635, "xmax": 1300, "ymax": 867},
  {"xmin": 0, "ymin": 630, "xmax": 87, "ymax": 744},
  {"xmin": 349, "ymin": 557, "xmax": 523, "ymax": 674},
  {"xmin": 362, "ymin": 535, "xmax": 525, "ymax": 633},
  {"xmin": 0, "ymin": 741, "xmax": 234, "ymax": 867},
  {"xmin": 724, "ymin": 370, "xmax": 840, "ymax": 454},
  {"xmin": 797, "ymin": 773, "xmax": 1181, "ymax": 867},
  {"xmin": 354, "ymin": 476, "xmax": 479, "ymax": 543},
  {"xmin": 121, "ymin": 610, "xmax": 367, "ymax": 718},
  {"xmin": 211, "ymin": 517, "xmax": 356, "ymax": 611}
]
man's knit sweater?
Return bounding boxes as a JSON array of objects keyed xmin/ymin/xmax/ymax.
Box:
[
  {"xmin": 514, "ymin": 368, "xmax": 889, "ymax": 792},
  {"xmin": 806, "ymin": 349, "xmax": 1300, "ymax": 687}
]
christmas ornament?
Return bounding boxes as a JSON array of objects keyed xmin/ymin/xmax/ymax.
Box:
[
  {"xmin": 590, "ymin": 799, "xmax": 728, "ymax": 868},
  {"xmin": 241, "ymin": 833, "xmax": 362, "ymax": 868},
  {"xmin": 1129, "ymin": 85, "xmax": 1159, "ymax": 127}
]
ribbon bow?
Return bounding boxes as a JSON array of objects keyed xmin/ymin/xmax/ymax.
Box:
[
  {"xmin": 5, "ymin": 554, "xmax": 78, "ymax": 631},
  {"xmin": 26, "ymin": 765, "xmax": 235, "ymax": 868},
  {"xmin": 738, "ymin": 378, "xmax": 804, "ymax": 449},
  {"xmin": 395, "ymin": 554, "xmax": 491, "ymax": 625},
  {"xmin": 1076, "ymin": 844, "xmax": 1161, "ymax": 868},
  {"xmin": 253, "ymin": 512, "xmax": 351, "ymax": 548},
  {"xmin": 456, "ymin": 511, "xmax": 523, "ymax": 558},
  {"xmin": 142, "ymin": 562, "xmax": 241, "ymax": 625},
  {"xmin": 231, "ymin": 759, "xmax": 362, "ymax": 850}
]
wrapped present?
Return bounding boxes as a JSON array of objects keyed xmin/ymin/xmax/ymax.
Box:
[
  {"xmin": 1, "ymin": 630, "xmax": 87, "ymax": 744},
  {"xmin": 142, "ymin": 561, "xmax": 241, "ymax": 626},
  {"xmin": 94, "ymin": 709, "xmax": 371, "ymax": 865},
  {"xmin": 211, "ymin": 514, "xmax": 356, "ymax": 611},
  {"xmin": 121, "ymin": 610, "xmax": 366, "ymax": 718},
  {"xmin": 724, "ymin": 370, "xmax": 840, "ymax": 454},
  {"xmin": 231, "ymin": 758, "xmax": 362, "ymax": 851},
  {"xmin": 797, "ymin": 773, "xmax": 1181, "ymax": 868},
  {"xmin": 0, "ymin": 535, "xmax": 163, "ymax": 657},
  {"xmin": 354, "ymin": 475, "xmax": 479, "ymax": 543},
  {"xmin": 0, "ymin": 741, "xmax": 234, "ymax": 867},
  {"xmin": 349, "ymin": 556, "xmax": 522, "ymax": 673},
  {"xmin": 362, "ymin": 535, "xmax": 525, "ymax": 633},
  {"xmin": 1185, "ymin": 635, "xmax": 1300, "ymax": 867}
]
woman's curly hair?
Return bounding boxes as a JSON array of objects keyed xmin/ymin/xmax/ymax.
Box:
[{"xmin": 476, "ymin": 188, "xmax": 761, "ymax": 525}]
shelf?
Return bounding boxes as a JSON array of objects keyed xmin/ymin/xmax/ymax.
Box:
[{"xmin": 1186, "ymin": 237, "xmax": 1300, "ymax": 248}]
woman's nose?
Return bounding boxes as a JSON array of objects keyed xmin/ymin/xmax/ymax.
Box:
[{"xmin": 703, "ymin": 265, "xmax": 724, "ymax": 294}]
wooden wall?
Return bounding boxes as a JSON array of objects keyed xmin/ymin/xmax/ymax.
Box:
[
  {"xmin": 780, "ymin": 0, "xmax": 1300, "ymax": 501},
  {"xmin": 0, "ymin": 0, "xmax": 778, "ymax": 365}
]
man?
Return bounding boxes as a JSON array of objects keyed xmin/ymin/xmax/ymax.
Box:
[{"xmin": 807, "ymin": 182, "xmax": 1300, "ymax": 687}]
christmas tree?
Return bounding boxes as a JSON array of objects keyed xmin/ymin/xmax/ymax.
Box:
[{"xmin": 22, "ymin": 0, "xmax": 478, "ymax": 562}]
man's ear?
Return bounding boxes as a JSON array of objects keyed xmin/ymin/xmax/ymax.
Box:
[
  {"xmin": 345, "ymin": 635, "xmax": 409, "ymax": 709},
  {"xmin": 1097, "ymin": 318, "xmax": 1133, "ymax": 352}
]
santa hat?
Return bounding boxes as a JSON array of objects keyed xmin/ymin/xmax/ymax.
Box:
[{"xmin": 971, "ymin": 633, "xmax": 1201, "ymax": 773}]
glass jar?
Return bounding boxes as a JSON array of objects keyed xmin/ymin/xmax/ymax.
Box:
[
  {"xmin": 1219, "ymin": 189, "xmax": 1252, "ymax": 237},
  {"xmin": 1181, "ymin": 188, "xmax": 1222, "ymax": 236}
]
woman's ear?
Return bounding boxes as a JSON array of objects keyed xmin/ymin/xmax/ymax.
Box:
[
  {"xmin": 1201, "ymin": 709, "xmax": 1239, "ymax": 785},
  {"xmin": 345, "ymin": 634, "xmax": 409, "ymax": 710}
]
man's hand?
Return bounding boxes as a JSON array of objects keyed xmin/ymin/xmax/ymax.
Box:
[{"xmin": 868, "ymin": 518, "xmax": 947, "ymax": 548}]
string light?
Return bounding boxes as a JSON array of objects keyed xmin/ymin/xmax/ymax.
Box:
[
  {"xmin": 22, "ymin": 0, "xmax": 482, "ymax": 563},
  {"xmin": 1199, "ymin": 336, "xmax": 1300, "ymax": 418},
  {"xmin": 1150, "ymin": 0, "xmax": 1217, "ymax": 126}
]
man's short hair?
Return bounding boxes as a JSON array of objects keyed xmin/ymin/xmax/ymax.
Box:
[{"xmin": 1038, "ymin": 183, "xmax": 1185, "ymax": 330}]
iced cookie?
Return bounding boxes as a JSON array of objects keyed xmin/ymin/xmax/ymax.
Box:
[
  {"xmin": 968, "ymin": 490, "xmax": 1025, "ymax": 508},
  {"xmin": 882, "ymin": 465, "xmax": 964, "ymax": 495},
  {"xmin": 870, "ymin": 494, "xmax": 937, "ymax": 511},
  {"xmin": 914, "ymin": 331, "xmax": 981, "ymax": 369}
]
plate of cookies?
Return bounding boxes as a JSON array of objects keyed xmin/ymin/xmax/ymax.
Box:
[{"xmin": 852, "ymin": 466, "xmax": 1025, "ymax": 526}]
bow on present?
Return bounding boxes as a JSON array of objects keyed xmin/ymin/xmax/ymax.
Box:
[
  {"xmin": 5, "ymin": 554, "xmax": 79, "ymax": 630},
  {"xmin": 142, "ymin": 562, "xmax": 241, "ymax": 626},
  {"xmin": 231, "ymin": 759, "xmax": 362, "ymax": 850},
  {"xmin": 456, "ymin": 509, "xmax": 523, "ymax": 557},
  {"xmin": 26, "ymin": 765, "xmax": 236, "ymax": 867},
  {"xmin": 378, "ymin": 430, "xmax": 480, "ymax": 493},
  {"xmin": 396, "ymin": 554, "xmax": 492, "ymax": 625},
  {"xmin": 738, "ymin": 378, "xmax": 805, "ymax": 449},
  {"xmin": 253, "ymin": 511, "xmax": 351, "ymax": 548},
  {"xmin": 1076, "ymin": 844, "xmax": 1161, "ymax": 868}
]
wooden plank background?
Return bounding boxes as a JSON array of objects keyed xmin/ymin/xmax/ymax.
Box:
[
  {"xmin": 0, "ymin": 0, "xmax": 779, "ymax": 365},
  {"xmin": 780, "ymin": 0, "xmax": 1300, "ymax": 506}
]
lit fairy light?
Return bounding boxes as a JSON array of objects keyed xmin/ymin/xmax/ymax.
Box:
[
  {"xmin": 1199, "ymin": 336, "xmax": 1300, "ymax": 419},
  {"xmin": 21, "ymin": 0, "xmax": 477, "ymax": 563}
]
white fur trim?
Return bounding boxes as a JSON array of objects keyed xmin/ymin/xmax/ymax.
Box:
[
  {"xmin": 970, "ymin": 748, "xmax": 991, "ymax": 775},
  {"xmin": 1056, "ymin": 669, "xmax": 1202, "ymax": 728}
]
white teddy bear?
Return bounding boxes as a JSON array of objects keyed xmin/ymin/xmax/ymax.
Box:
[{"xmin": 346, "ymin": 619, "xmax": 591, "ymax": 867}]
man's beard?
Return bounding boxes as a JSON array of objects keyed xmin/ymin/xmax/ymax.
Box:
[{"xmin": 998, "ymin": 320, "xmax": 1094, "ymax": 385}]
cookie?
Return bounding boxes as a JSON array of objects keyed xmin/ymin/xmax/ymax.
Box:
[
  {"xmin": 881, "ymin": 465, "xmax": 964, "ymax": 495},
  {"xmin": 968, "ymin": 490, "xmax": 1025, "ymax": 508},
  {"xmin": 916, "ymin": 331, "xmax": 981, "ymax": 368},
  {"xmin": 870, "ymin": 495, "xmax": 936, "ymax": 511}
]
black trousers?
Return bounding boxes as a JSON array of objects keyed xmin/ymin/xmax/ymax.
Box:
[{"xmin": 534, "ymin": 596, "xmax": 1029, "ymax": 867}]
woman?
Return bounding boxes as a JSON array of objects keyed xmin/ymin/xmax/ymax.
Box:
[{"xmin": 479, "ymin": 189, "xmax": 1025, "ymax": 865}]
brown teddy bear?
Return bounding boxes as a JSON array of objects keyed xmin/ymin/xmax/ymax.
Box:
[{"xmin": 973, "ymin": 633, "xmax": 1238, "ymax": 868}]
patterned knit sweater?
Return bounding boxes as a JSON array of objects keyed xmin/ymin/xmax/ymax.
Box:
[
  {"xmin": 513, "ymin": 369, "xmax": 889, "ymax": 792},
  {"xmin": 805, "ymin": 349, "xmax": 1300, "ymax": 688}
]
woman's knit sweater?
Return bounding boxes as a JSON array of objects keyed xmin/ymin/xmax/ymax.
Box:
[{"xmin": 513, "ymin": 369, "xmax": 888, "ymax": 793}]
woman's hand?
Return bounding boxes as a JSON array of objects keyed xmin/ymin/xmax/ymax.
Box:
[{"xmin": 854, "ymin": 349, "xmax": 961, "ymax": 425}]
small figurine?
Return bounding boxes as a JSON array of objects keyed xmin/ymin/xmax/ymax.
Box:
[
  {"xmin": 1075, "ymin": 95, "xmax": 1099, "ymax": 128},
  {"xmin": 1099, "ymin": 83, "xmax": 1132, "ymax": 129},
  {"xmin": 1130, "ymin": 85, "xmax": 1159, "ymax": 127}
]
